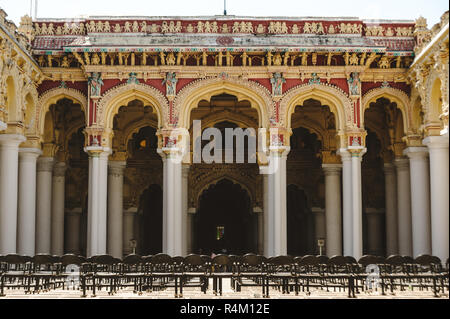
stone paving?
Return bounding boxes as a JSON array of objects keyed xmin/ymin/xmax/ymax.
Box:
[{"xmin": 1, "ymin": 279, "xmax": 448, "ymax": 299}]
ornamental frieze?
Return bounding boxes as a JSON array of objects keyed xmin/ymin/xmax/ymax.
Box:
[{"xmin": 32, "ymin": 19, "xmax": 415, "ymax": 38}]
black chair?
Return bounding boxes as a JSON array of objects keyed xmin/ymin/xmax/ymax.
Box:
[
  {"xmin": 180, "ymin": 254, "xmax": 209, "ymax": 297},
  {"xmin": 211, "ymin": 254, "xmax": 231, "ymax": 296}
]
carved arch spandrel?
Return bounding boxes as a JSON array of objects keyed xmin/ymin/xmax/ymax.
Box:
[
  {"xmin": 280, "ymin": 83, "xmax": 351, "ymax": 133},
  {"xmin": 37, "ymin": 87, "xmax": 88, "ymax": 136},
  {"xmin": 362, "ymin": 87, "xmax": 411, "ymax": 135},
  {"xmin": 98, "ymin": 82, "xmax": 168, "ymax": 130},
  {"xmin": 174, "ymin": 77, "xmax": 273, "ymax": 129}
]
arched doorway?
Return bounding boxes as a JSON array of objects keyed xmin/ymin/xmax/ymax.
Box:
[
  {"xmin": 193, "ymin": 179, "xmax": 256, "ymax": 255},
  {"xmin": 138, "ymin": 185, "xmax": 163, "ymax": 255},
  {"xmin": 287, "ymin": 185, "xmax": 315, "ymax": 256}
]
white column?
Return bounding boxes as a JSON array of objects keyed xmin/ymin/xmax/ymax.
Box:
[
  {"xmin": 0, "ymin": 134, "xmax": 26, "ymax": 255},
  {"xmin": 17, "ymin": 148, "xmax": 41, "ymax": 256},
  {"xmin": 383, "ymin": 163, "xmax": 398, "ymax": 256},
  {"xmin": 123, "ymin": 208, "xmax": 137, "ymax": 255},
  {"xmin": 424, "ymin": 136, "xmax": 449, "ymax": 262},
  {"xmin": 264, "ymin": 150, "xmax": 288, "ymax": 256},
  {"xmin": 323, "ymin": 164, "xmax": 342, "ymax": 256},
  {"xmin": 85, "ymin": 147, "xmax": 110, "ymax": 257},
  {"xmin": 338, "ymin": 150, "xmax": 353, "ymax": 257},
  {"xmin": 51, "ymin": 162, "xmax": 66, "ymax": 255},
  {"xmin": 0, "ymin": 121, "xmax": 6, "ymax": 131},
  {"xmin": 107, "ymin": 161, "xmax": 125, "ymax": 258},
  {"xmin": 366, "ymin": 208, "xmax": 384, "ymax": 256},
  {"xmin": 349, "ymin": 148, "xmax": 365, "ymax": 260},
  {"xmin": 404, "ymin": 147, "xmax": 432, "ymax": 257},
  {"xmin": 311, "ymin": 207, "xmax": 326, "ymax": 254},
  {"xmin": 162, "ymin": 151, "xmax": 183, "ymax": 256},
  {"xmin": 395, "ymin": 157, "xmax": 413, "ymax": 256},
  {"xmin": 65, "ymin": 208, "xmax": 81, "ymax": 255},
  {"xmin": 181, "ymin": 165, "xmax": 190, "ymax": 256},
  {"xmin": 36, "ymin": 157, "xmax": 54, "ymax": 254}
]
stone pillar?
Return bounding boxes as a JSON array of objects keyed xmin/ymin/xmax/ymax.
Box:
[
  {"xmin": 17, "ymin": 148, "xmax": 41, "ymax": 256},
  {"xmin": 123, "ymin": 208, "xmax": 137, "ymax": 255},
  {"xmin": 36, "ymin": 157, "xmax": 54, "ymax": 254},
  {"xmin": 264, "ymin": 151, "xmax": 288, "ymax": 256},
  {"xmin": 108, "ymin": 161, "xmax": 126, "ymax": 258},
  {"xmin": 51, "ymin": 162, "xmax": 67, "ymax": 255},
  {"xmin": 162, "ymin": 151, "xmax": 183, "ymax": 256},
  {"xmin": 311, "ymin": 207, "xmax": 326, "ymax": 255},
  {"xmin": 85, "ymin": 147, "xmax": 110, "ymax": 257},
  {"xmin": 323, "ymin": 164, "xmax": 342, "ymax": 256},
  {"xmin": 181, "ymin": 165, "xmax": 190, "ymax": 256},
  {"xmin": 404, "ymin": 147, "xmax": 432, "ymax": 257},
  {"xmin": 383, "ymin": 163, "xmax": 398, "ymax": 256},
  {"xmin": 339, "ymin": 150, "xmax": 353, "ymax": 257},
  {"xmin": 394, "ymin": 157, "xmax": 413, "ymax": 256},
  {"xmin": 65, "ymin": 208, "xmax": 82, "ymax": 255},
  {"xmin": 423, "ymin": 136, "xmax": 449, "ymax": 262},
  {"xmin": 0, "ymin": 134, "xmax": 26, "ymax": 255},
  {"xmin": 348, "ymin": 148, "xmax": 365, "ymax": 260}
]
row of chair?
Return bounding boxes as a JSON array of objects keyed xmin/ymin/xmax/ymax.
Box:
[{"xmin": 1, "ymin": 253, "xmax": 448, "ymax": 298}]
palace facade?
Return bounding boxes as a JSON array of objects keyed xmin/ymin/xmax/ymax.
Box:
[{"xmin": 0, "ymin": 9, "xmax": 448, "ymax": 261}]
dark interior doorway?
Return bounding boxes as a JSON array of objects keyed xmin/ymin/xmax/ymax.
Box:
[
  {"xmin": 138, "ymin": 184, "xmax": 163, "ymax": 255},
  {"xmin": 287, "ymin": 185, "xmax": 315, "ymax": 256},
  {"xmin": 194, "ymin": 179, "xmax": 256, "ymax": 255}
]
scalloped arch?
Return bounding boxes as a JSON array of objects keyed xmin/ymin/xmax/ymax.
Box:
[
  {"xmin": 174, "ymin": 77, "xmax": 273, "ymax": 129},
  {"xmin": 37, "ymin": 87, "xmax": 87, "ymax": 136},
  {"xmin": 362, "ymin": 87, "xmax": 411, "ymax": 135},
  {"xmin": 280, "ymin": 83, "xmax": 351, "ymax": 133},
  {"xmin": 192, "ymin": 175, "xmax": 255, "ymax": 209},
  {"xmin": 98, "ymin": 82, "xmax": 168, "ymax": 130}
]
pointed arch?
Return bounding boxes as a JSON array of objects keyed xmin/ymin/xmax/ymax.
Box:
[
  {"xmin": 98, "ymin": 82, "xmax": 168, "ymax": 130},
  {"xmin": 280, "ymin": 83, "xmax": 350, "ymax": 133},
  {"xmin": 362, "ymin": 87, "xmax": 411, "ymax": 135},
  {"xmin": 37, "ymin": 87, "xmax": 87, "ymax": 136},
  {"xmin": 174, "ymin": 77, "xmax": 273, "ymax": 129}
]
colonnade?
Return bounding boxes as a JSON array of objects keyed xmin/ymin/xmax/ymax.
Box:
[{"xmin": 0, "ymin": 132, "xmax": 448, "ymax": 261}]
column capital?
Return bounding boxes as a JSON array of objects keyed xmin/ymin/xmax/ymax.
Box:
[
  {"xmin": 53, "ymin": 162, "xmax": 67, "ymax": 177},
  {"xmin": 423, "ymin": 135, "xmax": 449, "ymax": 150},
  {"xmin": 84, "ymin": 146, "xmax": 112, "ymax": 157},
  {"xmin": 322, "ymin": 164, "xmax": 342, "ymax": 175},
  {"xmin": 383, "ymin": 162, "xmax": 396, "ymax": 174},
  {"xmin": 0, "ymin": 134, "xmax": 26, "ymax": 147},
  {"xmin": 108, "ymin": 161, "xmax": 126, "ymax": 176},
  {"xmin": 394, "ymin": 157, "xmax": 410, "ymax": 170},
  {"xmin": 337, "ymin": 148, "xmax": 352, "ymax": 161},
  {"xmin": 19, "ymin": 148, "xmax": 42, "ymax": 159},
  {"xmin": 403, "ymin": 146, "xmax": 429, "ymax": 159},
  {"xmin": 37, "ymin": 157, "xmax": 55, "ymax": 172}
]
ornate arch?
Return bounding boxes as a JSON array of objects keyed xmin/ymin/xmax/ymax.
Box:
[
  {"xmin": 280, "ymin": 83, "xmax": 350, "ymax": 133},
  {"xmin": 122, "ymin": 117, "xmax": 159, "ymax": 149},
  {"xmin": 174, "ymin": 77, "xmax": 273, "ymax": 129},
  {"xmin": 199, "ymin": 109, "xmax": 258, "ymax": 130},
  {"xmin": 191, "ymin": 174, "xmax": 255, "ymax": 209},
  {"xmin": 424, "ymin": 70, "xmax": 444, "ymax": 124},
  {"xmin": 98, "ymin": 82, "xmax": 168, "ymax": 130},
  {"xmin": 37, "ymin": 87, "xmax": 88, "ymax": 136},
  {"xmin": 362, "ymin": 87, "xmax": 411, "ymax": 135}
]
